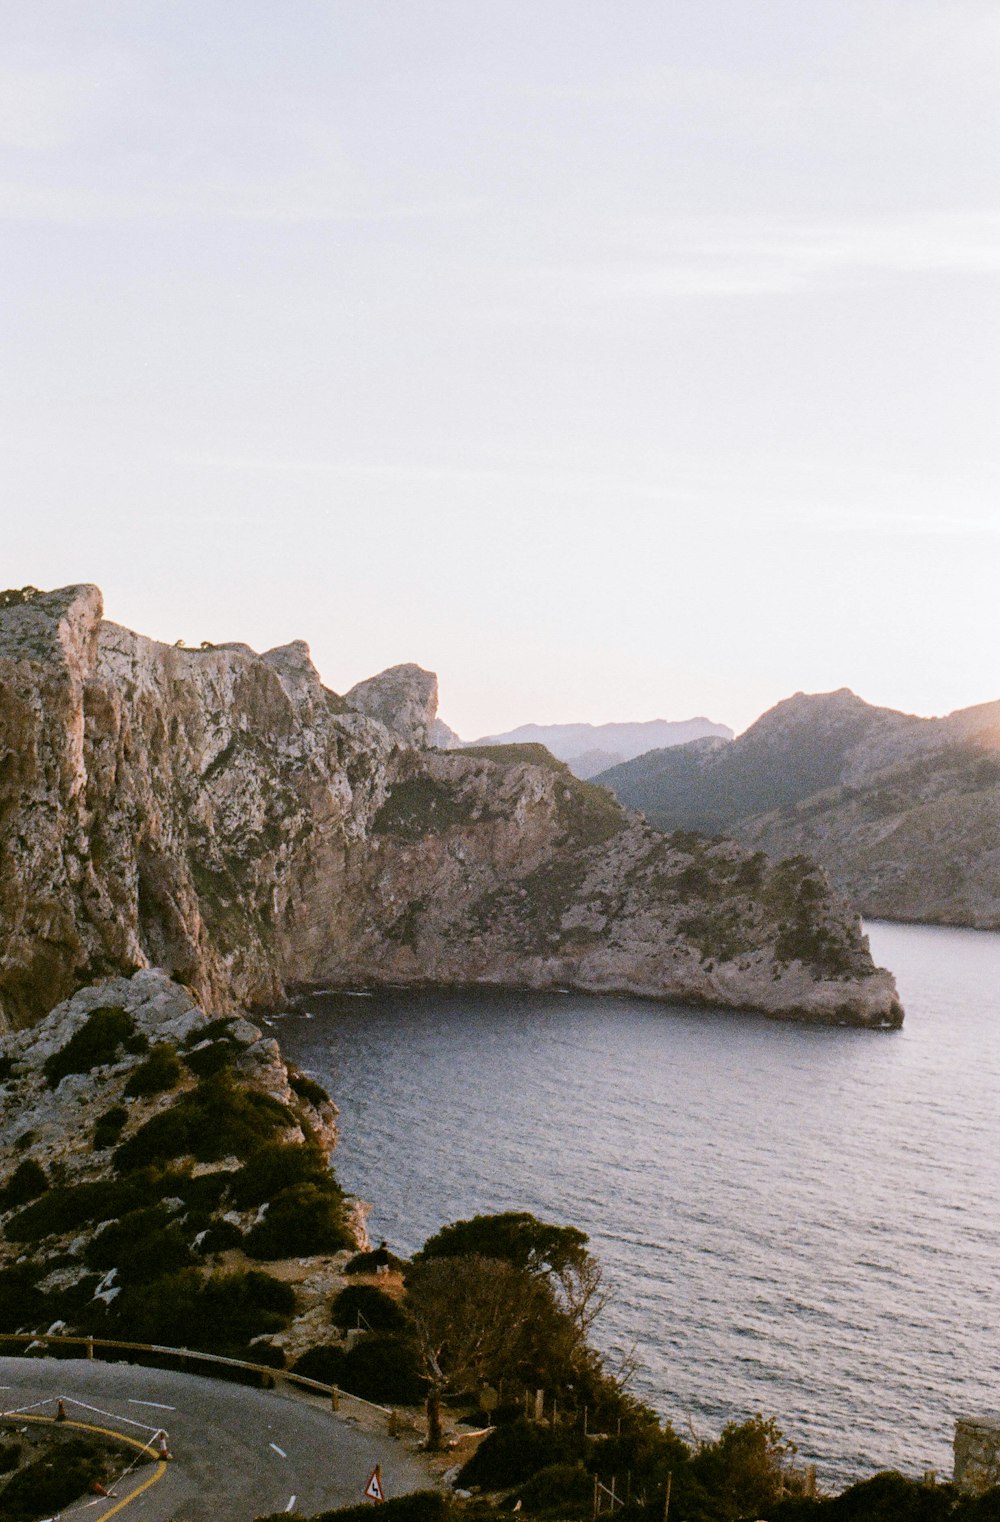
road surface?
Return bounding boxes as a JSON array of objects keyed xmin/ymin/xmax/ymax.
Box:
[{"xmin": 0, "ymin": 1355, "xmax": 435, "ymax": 1521}]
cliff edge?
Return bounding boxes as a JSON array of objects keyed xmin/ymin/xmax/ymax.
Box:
[{"xmin": 0, "ymin": 586, "xmax": 902, "ymax": 1029}]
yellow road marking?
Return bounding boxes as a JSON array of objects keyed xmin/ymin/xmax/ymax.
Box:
[{"xmin": 5, "ymin": 1412, "xmax": 168, "ymax": 1516}]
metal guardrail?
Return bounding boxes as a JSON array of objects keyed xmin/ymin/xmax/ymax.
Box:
[{"xmin": 0, "ymin": 1331, "xmax": 393, "ymax": 1418}]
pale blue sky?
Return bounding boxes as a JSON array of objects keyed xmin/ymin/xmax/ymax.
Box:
[{"xmin": 2, "ymin": 2, "xmax": 998, "ymax": 735}]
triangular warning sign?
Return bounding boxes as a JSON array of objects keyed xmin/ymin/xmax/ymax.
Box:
[{"xmin": 365, "ymin": 1466, "xmax": 385, "ymax": 1502}]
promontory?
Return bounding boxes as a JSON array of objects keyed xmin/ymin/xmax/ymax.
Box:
[{"xmin": 0, "ymin": 585, "xmax": 902, "ymax": 1030}]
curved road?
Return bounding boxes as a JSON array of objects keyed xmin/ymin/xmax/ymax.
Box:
[{"xmin": 0, "ymin": 1356, "xmax": 435, "ymax": 1521}]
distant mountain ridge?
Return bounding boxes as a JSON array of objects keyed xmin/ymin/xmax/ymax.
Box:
[
  {"xmin": 444, "ymin": 717, "xmax": 733, "ymax": 779},
  {"xmin": 597, "ymin": 688, "xmax": 1000, "ymax": 929}
]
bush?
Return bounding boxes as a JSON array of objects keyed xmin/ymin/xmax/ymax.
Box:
[
  {"xmin": 43, "ymin": 1007, "xmax": 147, "ymax": 1088},
  {"xmin": 458, "ymin": 1419, "xmax": 582, "ymax": 1489},
  {"xmin": 0, "ymin": 1264, "xmax": 45, "ymax": 1331},
  {"xmin": 331, "ymin": 1284, "xmax": 411, "ymax": 1334},
  {"xmin": 85, "ymin": 1206, "xmax": 196, "ymax": 1283},
  {"xmin": 5, "ymin": 1175, "xmax": 148, "ymax": 1241},
  {"xmin": 0, "ymin": 1439, "xmax": 22, "ymax": 1473},
  {"xmin": 340, "ymin": 1332, "xmax": 425, "ymax": 1405},
  {"xmin": 0, "ymin": 1435, "xmax": 115, "ymax": 1521},
  {"xmin": 184, "ymin": 1040, "xmax": 236, "ymax": 1078},
  {"xmin": 515, "ymin": 1461, "xmax": 593, "ymax": 1513},
  {"xmin": 198, "ymin": 1220, "xmax": 244, "ymax": 1254},
  {"xmin": 344, "ymin": 1246, "xmax": 408, "ymax": 1276},
  {"xmin": 165, "ymin": 1168, "xmax": 231, "ymax": 1212},
  {"xmin": 110, "ymin": 1268, "xmax": 295, "ymax": 1353},
  {"xmin": 93, "ymin": 1105, "xmax": 129, "ymax": 1150},
  {"xmin": 289, "ymin": 1068, "xmax": 330, "ymax": 1108},
  {"xmin": 229, "ymin": 1142, "xmax": 332, "ymax": 1209},
  {"xmin": 0, "ymin": 1158, "xmax": 48, "ymax": 1210},
  {"xmin": 244, "ymin": 1182, "xmax": 353, "ymax": 1260},
  {"xmin": 114, "ymin": 1074, "xmax": 294, "ymax": 1171},
  {"xmin": 123, "ymin": 1042, "xmax": 183, "ymax": 1097},
  {"xmin": 291, "ymin": 1344, "xmax": 348, "ymax": 1387}
]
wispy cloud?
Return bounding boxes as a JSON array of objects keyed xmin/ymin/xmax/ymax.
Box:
[{"xmin": 539, "ymin": 212, "xmax": 1000, "ymax": 301}]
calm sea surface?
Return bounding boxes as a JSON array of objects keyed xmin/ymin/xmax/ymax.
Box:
[{"xmin": 273, "ymin": 922, "xmax": 1000, "ymax": 1487}]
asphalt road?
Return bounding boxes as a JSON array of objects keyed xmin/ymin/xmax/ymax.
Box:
[{"xmin": 0, "ymin": 1356, "xmax": 435, "ymax": 1521}]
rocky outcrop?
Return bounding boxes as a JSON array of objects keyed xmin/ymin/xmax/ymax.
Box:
[
  {"xmin": 0, "ymin": 967, "xmax": 359, "ymax": 1356},
  {"xmin": 597, "ymin": 689, "xmax": 1000, "ymax": 929},
  {"xmin": 0, "ymin": 586, "xmax": 902, "ymax": 1029},
  {"xmin": 346, "ymin": 663, "xmax": 438, "ymax": 748},
  {"xmin": 0, "ymin": 968, "xmax": 336, "ymax": 1180}
]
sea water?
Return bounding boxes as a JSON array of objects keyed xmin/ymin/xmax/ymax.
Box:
[{"xmin": 273, "ymin": 921, "xmax": 1000, "ymax": 1486}]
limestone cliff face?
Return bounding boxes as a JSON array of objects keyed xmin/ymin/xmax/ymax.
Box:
[{"xmin": 0, "ymin": 587, "xmax": 902, "ymax": 1029}]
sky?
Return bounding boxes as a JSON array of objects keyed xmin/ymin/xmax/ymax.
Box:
[{"xmin": 1, "ymin": 1, "xmax": 998, "ymax": 737}]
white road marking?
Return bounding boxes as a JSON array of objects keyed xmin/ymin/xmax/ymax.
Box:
[
  {"xmin": 285, "ymin": 1498, "xmax": 297, "ymax": 1512},
  {"xmin": 270, "ymin": 1442, "xmax": 288, "ymax": 1458},
  {"xmin": 128, "ymin": 1399, "xmax": 176, "ymax": 1411}
]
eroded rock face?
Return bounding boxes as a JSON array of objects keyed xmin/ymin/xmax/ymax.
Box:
[
  {"xmin": 345, "ymin": 663, "xmax": 438, "ymax": 748},
  {"xmin": 0, "ymin": 586, "xmax": 902, "ymax": 1029}
]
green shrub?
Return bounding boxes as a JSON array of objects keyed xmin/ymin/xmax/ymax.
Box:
[
  {"xmin": 0, "ymin": 1435, "xmax": 114, "ymax": 1521},
  {"xmin": 184, "ymin": 1040, "xmax": 236, "ymax": 1078},
  {"xmin": 85, "ymin": 1206, "xmax": 195, "ymax": 1283},
  {"xmin": 0, "ymin": 1264, "xmax": 45, "ymax": 1331},
  {"xmin": 110, "ymin": 1268, "xmax": 295, "ymax": 1353},
  {"xmin": 182, "ymin": 1018, "xmax": 236, "ymax": 1048},
  {"xmin": 43, "ymin": 1007, "xmax": 147, "ymax": 1088},
  {"xmin": 289, "ymin": 1068, "xmax": 330, "ymax": 1107},
  {"xmin": 198, "ymin": 1220, "xmax": 244, "ymax": 1254},
  {"xmin": 0, "ymin": 1158, "xmax": 48, "ymax": 1210},
  {"xmin": 340, "ymin": 1332, "xmax": 425, "ymax": 1405},
  {"xmin": 124, "ymin": 1042, "xmax": 183, "ymax": 1097},
  {"xmin": 331, "ymin": 1284, "xmax": 411, "ymax": 1334},
  {"xmin": 114, "ymin": 1074, "xmax": 294, "ymax": 1171},
  {"xmin": 5, "ymin": 1175, "xmax": 148, "ymax": 1241},
  {"xmin": 244, "ymin": 1182, "xmax": 353, "ymax": 1260},
  {"xmin": 515, "ymin": 1461, "xmax": 593, "ymax": 1513},
  {"xmin": 458, "ymin": 1418, "xmax": 582, "ymax": 1489},
  {"xmin": 291, "ymin": 1343, "xmax": 348, "ymax": 1386},
  {"xmin": 93, "ymin": 1105, "xmax": 129, "ymax": 1149},
  {"xmin": 166, "ymin": 1169, "xmax": 231, "ymax": 1211},
  {"xmin": 344, "ymin": 1246, "xmax": 408, "ymax": 1275},
  {"xmin": 0, "ymin": 1439, "xmax": 22, "ymax": 1474},
  {"xmin": 228, "ymin": 1142, "xmax": 332, "ymax": 1209}
]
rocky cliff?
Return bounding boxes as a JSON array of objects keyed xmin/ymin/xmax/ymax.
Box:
[
  {"xmin": 0, "ymin": 967, "xmax": 364, "ymax": 1363},
  {"xmin": 597, "ymin": 689, "xmax": 1000, "ymax": 928},
  {"xmin": 0, "ymin": 587, "xmax": 901, "ymax": 1028}
]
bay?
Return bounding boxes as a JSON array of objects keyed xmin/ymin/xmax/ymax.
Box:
[{"xmin": 273, "ymin": 921, "xmax": 1000, "ymax": 1487}]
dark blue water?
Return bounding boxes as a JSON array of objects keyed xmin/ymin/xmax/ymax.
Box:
[{"xmin": 272, "ymin": 922, "xmax": 1000, "ymax": 1487}]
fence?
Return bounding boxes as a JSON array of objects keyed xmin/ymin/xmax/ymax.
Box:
[{"xmin": 0, "ymin": 1330, "xmax": 394, "ymax": 1423}]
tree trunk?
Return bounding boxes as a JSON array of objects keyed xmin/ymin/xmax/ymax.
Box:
[{"xmin": 426, "ymin": 1387, "xmax": 444, "ymax": 1450}]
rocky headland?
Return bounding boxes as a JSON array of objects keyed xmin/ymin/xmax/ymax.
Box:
[
  {"xmin": 0, "ymin": 967, "xmax": 374, "ymax": 1368},
  {"xmin": 0, "ymin": 585, "xmax": 901, "ymax": 1029},
  {"xmin": 596, "ymin": 688, "xmax": 1000, "ymax": 929}
]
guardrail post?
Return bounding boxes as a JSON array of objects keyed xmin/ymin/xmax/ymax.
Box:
[
  {"xmin": 388, "ymin": 1409, "xmax": 399, "ymax": 1436},
  {"xmin": 86, "ymin": 1338, "xmax": 94, "ymax": 1360},
  {"xmin": 331, "ymin": 1385, "xmax": 340, "ymax": 1412}
]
